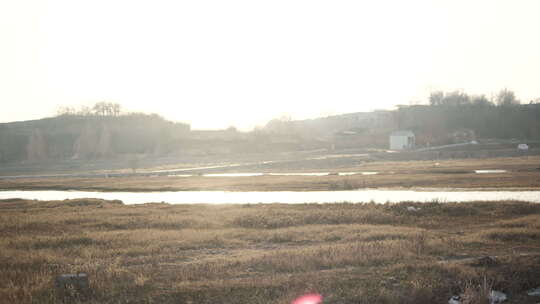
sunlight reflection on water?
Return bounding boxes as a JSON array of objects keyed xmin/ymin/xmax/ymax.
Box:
[{"xmin": 1, "ymin": 190, "xmax": 539, "ymax": 205}]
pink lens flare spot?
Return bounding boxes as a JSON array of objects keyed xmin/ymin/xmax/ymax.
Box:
[{"xmin": 292, "ymin": 293, "xmax": 323, "ymax": 304}]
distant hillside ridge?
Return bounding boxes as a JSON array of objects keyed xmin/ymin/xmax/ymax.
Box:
[
  {"xmin": 2, "ymin": 98, "xmax": 540, "ymax": 164},
  {"xmin": 0, "ymin": 113, "xmax": 190, "ymax": 163},
  {"xmin": 263, "ymin": 102, "xmax": 540, "ymax": 148}
]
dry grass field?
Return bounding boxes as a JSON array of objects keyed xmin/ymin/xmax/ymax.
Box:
[
  {"xmin": 2, "ymin": 156, "xmax": 540, "ymax": 192},
  {"xmin": 1, "ymin": 198, "xmax": 539, "ymax": 303}
]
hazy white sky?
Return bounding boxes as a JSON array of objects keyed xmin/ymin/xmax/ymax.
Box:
[{"xmin": 1, "ymin": 0, "xmax": 539, "ymax": 130}]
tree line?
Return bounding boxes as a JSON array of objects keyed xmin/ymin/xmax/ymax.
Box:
[
  {"xmin": 428, "ymin": 88, "xmax": 535, "ymax": 107},
  {"xmin": 397, "ymin": 89, "xmax": 540, "ymax": 145},
  {"xmin": 0, "ymin": 105, "xmax": 191, "ymax": 163},
  {"xmin": 56, "ymin": 102, "xmax": 122, "ymax": 117}
]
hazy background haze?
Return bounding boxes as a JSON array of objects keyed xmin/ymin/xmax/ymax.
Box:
[{"xmin": 1, "ymin": 0, "xmax": 539, "ymax": 130}]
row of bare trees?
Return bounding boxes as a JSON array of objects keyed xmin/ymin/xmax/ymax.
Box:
[
  {"xmin": 428, "ymin": 89, "xmax": 529, "ymax": 107},
  {"xmin": 57, "ymin": 102, "xmax": 122, "ymax": 117}
]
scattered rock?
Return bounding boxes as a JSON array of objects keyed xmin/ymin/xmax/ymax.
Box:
[
  {"xmin": 55, "ymin": 273, "xmax": 90, "ymax": 300},
  {"xmin": 380, "ymin": 276, "xmax": 399, "ymax": 286},
  {"xmin": 489, "ymin": 290, "xmax": 507, "ymax": 303},
  {"xmin": 448, "ymin": 295, "xmax": 461, "ymax": 304},
  {"xmin": 471, "ymin": 256, "xmax": 499, "ymax": 267},
  {"xmin": 527, "ymin": 287, "xmax": 540, "ymax": 296},
  {"xmin": 450, "ymin": 289, "xmax": 507, "ymax": 304},
  {"xmin": 55, "ymin": 273, "xmax": 89, "ymax": 289}
]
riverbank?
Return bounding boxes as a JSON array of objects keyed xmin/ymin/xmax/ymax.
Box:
[
  {"xmin": 2, "ymin": 156, "xmax": 539, "ymax": 192},
  {"xmin": 2, "ymin": 172, "xmax": 540, "ymax": 192},
  {"xmin": 1, "ymin": 199, "xmax": 539, "ymax": 303}
]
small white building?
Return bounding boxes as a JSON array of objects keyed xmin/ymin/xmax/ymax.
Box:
[
  {"xmin": 390, "ymin": 130, "xmax": 415, "ymax": 150},
  {"xmin": 517, "ymin": 143, "xmax": 529, "ymax": 151}
]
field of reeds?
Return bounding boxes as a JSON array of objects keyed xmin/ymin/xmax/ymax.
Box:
[{"xmin": 1, "ymin": 198, "xmax": 540, "ymax": 303}]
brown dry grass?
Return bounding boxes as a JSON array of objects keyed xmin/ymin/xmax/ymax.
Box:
[
  {"xmin": 1, "ymin": 156, "xmax": 539, "ymax": 192},
  {"xmin": 1, "ymin": 198, "xmax": 540, "ymax": 303}
]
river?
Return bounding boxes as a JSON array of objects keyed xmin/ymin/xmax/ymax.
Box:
[{"xmin": 1, "ymin": 189, "xmax": 539, "ymax": 204}]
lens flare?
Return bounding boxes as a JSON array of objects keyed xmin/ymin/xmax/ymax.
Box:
[{"xmin": 292, "ymin": 293, "xmax": 323, "ymax": 304}]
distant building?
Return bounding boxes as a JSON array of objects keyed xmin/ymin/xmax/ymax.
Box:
[
  {"xmin": 451, "ymin": 128, "xmax": 475, "ymax": 144},
  {"xmin": 517, "ymin": 143, "xmax": 529, "ymax": 151},
  {"xmin": 390, "ymin": 130, "xmax": 415, "ymax": 150}
]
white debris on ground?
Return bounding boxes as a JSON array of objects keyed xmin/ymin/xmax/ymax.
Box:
[
  {"xmin": 449, "ymin": 290, "xmax": 508, "ymax": 304},
  {"xmin": 407, "ymin": 206, "xmax": 421, "ymax": 212},
  {"xmin": 448, "ymin": 287, "xmax": 540, "ymax": 303},
  {"xmin": 489, "ymin": 290, "xmax": 507, "ymax": 303},
  {"xmin": 448, "ymin": 295, "xmax": 461, "ymax": 304},
  {"xmin": 528, "ymin": 287, "xmax": 540, "ymax": 296}
]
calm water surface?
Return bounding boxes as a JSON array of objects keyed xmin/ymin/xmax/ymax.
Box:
[{"xmin": 1, "ymin": 190, "xmax": 539, "ymax": 204}]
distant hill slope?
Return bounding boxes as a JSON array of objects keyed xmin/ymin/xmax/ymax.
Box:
[
  {"xmin": 2, "ymin": 103, "xmax": 539, "ymax": 164},
  {"xmin": 263, "ymin": 104, "xmax": 540, "ymax": 148},
  {"xmin": 0, "ymin": 114, "xmax": 190, "ymax": 163}
]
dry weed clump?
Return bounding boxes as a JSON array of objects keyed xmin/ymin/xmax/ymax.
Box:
[
  {"xmin": 483, "ymin": 228, "xmax": 540, "ymax": 242},
  {"xmin": 1, "ymin": 198, "xmax": 539, "ymax": 303},
  {"xmin": 231, "ymin": 203, "xmax": 401, "ymax": 229}
]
